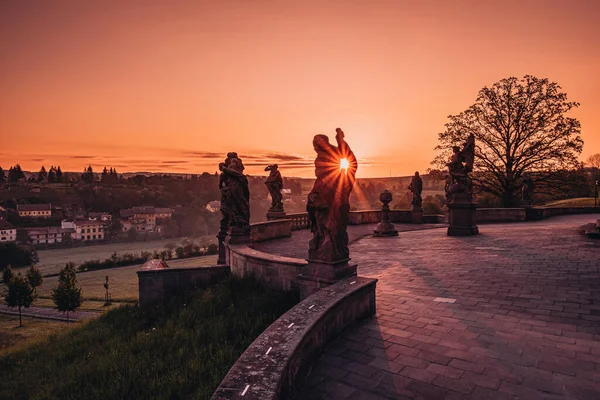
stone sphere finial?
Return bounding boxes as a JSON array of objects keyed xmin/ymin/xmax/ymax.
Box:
[{"xmin": 380, "ymin": 189, "xmax": 393, "ymax": 207}]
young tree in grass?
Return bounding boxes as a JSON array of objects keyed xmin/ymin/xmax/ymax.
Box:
[
  {"xmin": 5, "ymin": 272, "xmax": 34, "ymax": 327},
  {"xmin": 51, "ymin": 262, "xmax": 83, "ymax": 323},
  {"xmin": 2, "ymin": 265, "xmax": 13, "ymax": 284},
  {"xmin": 26, "ymin": 265, "xmax": 43, "ymax": 296}
]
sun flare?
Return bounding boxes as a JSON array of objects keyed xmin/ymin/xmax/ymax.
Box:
[{"xmin": 340, "ymin": 158, "xmax": 349, "ymax": 173}]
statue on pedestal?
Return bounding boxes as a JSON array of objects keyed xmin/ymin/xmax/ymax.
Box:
[
  {"xmin": 218, "ymin": 152, "xmax": 250, "ymax": 236},
  {"xmin": 408, "ymin": 171, "xmax": 423, "ymax": 210},
  {"xmin": 307, "ymin": 128, "xmax": 357, "ymax": 262},
  {"xmin": 445, "ymin": 133, "xmax": 479, "ymax": 236},
  {"xmin": 521, "ymin": 173, "xmax": 534, "ymax": 206},
  {"xmin": 445, "ymin": 133, "xmax": 475, "ymax": 201},
  {"xmin": 264, "ymin": 164, "xmax": 284, "ymax": 213}
]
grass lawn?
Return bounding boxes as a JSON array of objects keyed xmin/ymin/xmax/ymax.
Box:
[
  {"xmin": 0, "ymin": 315, "xmax": 69, "ymax": 355},
  {"xmin": 0, "ymin": 276, "xmax": 298, "ymax": 400},
  {"xmin": 26, "ymin": 235, "xmax": 216, "ymax": 276},
  {"xmin": 542, "ymin": 197, "xmax": 598, "ymax": 208},
  {"xmin": 36, "ymin": 254, "xmax": 218, "ymax": 302}
]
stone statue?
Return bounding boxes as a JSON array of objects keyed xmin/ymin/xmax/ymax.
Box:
[
  {"xmin": 445, "ymin": 133, "xmax": 475, "ymax": 200},
  {"xmin": 408, "ymin": 171, "xmax": 423, "ymax": 210},
  {"xmin": 218, "ymin": 152, "xmax": 250, "ymax": 235},
  {"xmin": 307, "ymin": 128, "xmax": 357, "ymax": 262},
  {"xmin": 521, "ymin": 173, "xmax": 534, "ymax": 205},
  {"xmin": 264, "ymin": 164, "xmax": 284, "ymax": 213}
]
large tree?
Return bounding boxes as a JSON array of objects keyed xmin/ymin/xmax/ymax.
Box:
[{"xmin": 433, "ymin": 75, "xmax": 583, "ymax": 207}]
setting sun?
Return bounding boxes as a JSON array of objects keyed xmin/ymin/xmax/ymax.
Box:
[{"xmin": 340, "ymin": 158, "xmax": 349, "ymax": 173}]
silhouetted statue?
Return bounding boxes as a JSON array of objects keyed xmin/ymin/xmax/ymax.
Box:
[
  {"xmin": 521, "ymin": 173, "xmax": 534, "ymax": 205},
  {"xmin": 446, "ymin": 133, "xmax": 475, "ymax": 200},
  {"xmin": 408, "ymin": 171, "xmax": 423, "ymax": 209},
  {"xmin": 264, "ymin": 164, "xmax": 284, "ymax": 213},
  {"xmin": 307, "ymin": 128, "xmax": 357, "ymax": 262},
  {"xmin": 219, "ymin": 152, "xmax": 250, "ymax": 235}
]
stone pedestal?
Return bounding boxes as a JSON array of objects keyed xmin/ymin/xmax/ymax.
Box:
[
  {"xmin": 411, "ymin": 207, "xmax": 423, "ymax": 224},
  {"xmin": 447, "ymin": 193, "xmax": 479, "ymax": 236},
  {"xmin": 226, "ymin": 230, "xmax": 251, "ymax": 245},
  {"xmin": 266, "ymin": 211, "xmax": 287, "ymax": 221},
  {"xmin": 216, "ymin": 231, "xmax": 227, "ymax": 265},
  {"xmin": 374, "ymin": 189, "xmax": 398, "ymax": 237},
  {"xmin": 297, "ymin": 258, "xmax": 357, "ymax": 299}
]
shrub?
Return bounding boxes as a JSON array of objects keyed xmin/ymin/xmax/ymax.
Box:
[{"xmin": 0, "ymin": 242, "xmax": 39, "ymax": 268}]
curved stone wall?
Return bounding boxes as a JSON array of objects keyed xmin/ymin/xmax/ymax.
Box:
[
  {"xmin": 211, "ymin": 276, "xmax": 377, "ymax": 400},
  {"xmin": 228, "ymin": 244, "xmax": 307, "ymax": 291}
]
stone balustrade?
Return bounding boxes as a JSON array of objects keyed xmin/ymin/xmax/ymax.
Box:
[{"xmin": 287, "ymin": 212, "xmax": 310, "ymax": 230}]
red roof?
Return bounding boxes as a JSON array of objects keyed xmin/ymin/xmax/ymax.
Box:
[
  {"xmin": 0, "ymin": 218, "xmax": 15, "ymax": 230},
  {"xmin": 17, "ymin": 203, "xmax": 51, "ymax": 212},
  {"xmin": 74, "ymin": 219, "xmax": 105, "ymax": 226}
]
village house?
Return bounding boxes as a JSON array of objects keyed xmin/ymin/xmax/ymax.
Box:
[
  {"xmin": 0, "ymin": 218, "xmax": 17, "ymax": 242},
  {"xmin": 73, "ymin": 219, "xmax": 105, "ymax": 241},
  {"xmin": 25, "ymin": 226, "xmax": 65, "ymax": 244},
  {"xmin": 88, "ymin": 212, "xmax": 112, "ymax": 222},
  {"xmin": 120, "ymin": 206, "xmax": 173, "ymax": 232},
  {"xmin": 17, "ymin": 203, "xmax": 52, "ymax": 218}
]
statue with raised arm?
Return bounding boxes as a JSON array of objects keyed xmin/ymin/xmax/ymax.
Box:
[
  {"xmin": 408, "ymin": 171, "xmax": 423, "ymax": 210},
  {"xmin": 264, "ymin": 164, "xmax": 284, "ymax": 213},
  {"xmin": 307, "ymin": 128, "xmax": 357, "ymax": 262},
  {"xmin": 445, "ymin": 133, "xmax": 479, "ymax": 236},
  {"xmin": 445, "ymin": 133, "xmax": 475, "ymax": 200},
  {"xmin": 219, "ymin": 152, "xmax": 250, "ymax": 235}
]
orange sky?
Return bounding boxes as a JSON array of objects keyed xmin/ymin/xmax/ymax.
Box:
[{"xmin": 1, "ymin": 0, "xmax": 599, "ymax": 178}]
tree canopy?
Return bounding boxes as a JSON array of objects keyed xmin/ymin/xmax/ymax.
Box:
[
  {"xmin": 433, "ymin": 75, "xmax": 583, "ymax": 207},
  {"xmin": 51, "ymin": 262, "xmax": 83, "ymax": 322}
]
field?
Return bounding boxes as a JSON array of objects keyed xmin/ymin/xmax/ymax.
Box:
[
  {"xmin": 543, "ymin": 197, "xmax": 598, "ymax": 207},
  {"xmin": 0, "ymin": 315, "xmax": 69, "ymax": 355},
  {"xmin": 19, "ymin": 235, "xmax": 216, "ymax": 276},
  {"xmin": 0, "ymin": 277, "xmax": 298, "ymax": 399},
  {"xmin": 36, "ymin": 254, "xmax": 218, "ymax": 302}
]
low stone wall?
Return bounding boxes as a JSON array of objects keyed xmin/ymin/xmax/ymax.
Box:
[
  {"xmin": 137, "ymin": 265, "xmax": 230, "ymax": 306},
  {"xmin": 348, "ymin": 209, "xmax": 420, "ymax": 224},
  {"xmin": 250, "ymin": 219, "xmax": 292, "ymax": 242},
  {"xmin": 228, "ymin": 244, "xmax": 307, "ymax": 291},
  {"xmin": 538, "ymin": 206, "xmax": 600, "ymax": 219},
  {"xmin": 477, "ymin": 208, "xmax": 526, "ymax": 223},
  {"xmin": 423, "ymin": 214, "xmax": 445, "ymax": 224},
  {"xmin": 348, "ymin": 210, "xmax": 380, "ymax": 224},
  {"xmin": 474, "ymin": 206, "xmax": 600, "ymax": 223},
  {"xmin": 211, "ymin": 276, "xmax": 377, "ymax": 400}
]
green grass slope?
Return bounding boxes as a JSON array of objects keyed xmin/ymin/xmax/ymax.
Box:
[{"xmin": 0, "ymin": 277, "xmax": 298, "ymax": 400}]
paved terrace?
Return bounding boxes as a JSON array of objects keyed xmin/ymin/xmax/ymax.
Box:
[{"xmin": 262, "ymin": 215, "xmax": 600, "ymax": 399}]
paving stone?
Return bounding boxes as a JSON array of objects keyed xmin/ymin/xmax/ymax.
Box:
[{"xmin": 290, "ymin": 216, "xmax": 600, "ymax": 399}]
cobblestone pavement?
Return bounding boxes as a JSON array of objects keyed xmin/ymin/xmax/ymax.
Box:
[
  {"xmin": 253, "ymin": 223, "xmax": 447, "ymax": 259},
  {"xmin": 296, "ymin": 215, "xmax": 600, "ymax": 400},
  {"xmin": 0, "ymin": 304, "xmax": 101, "ymax": 322}
]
